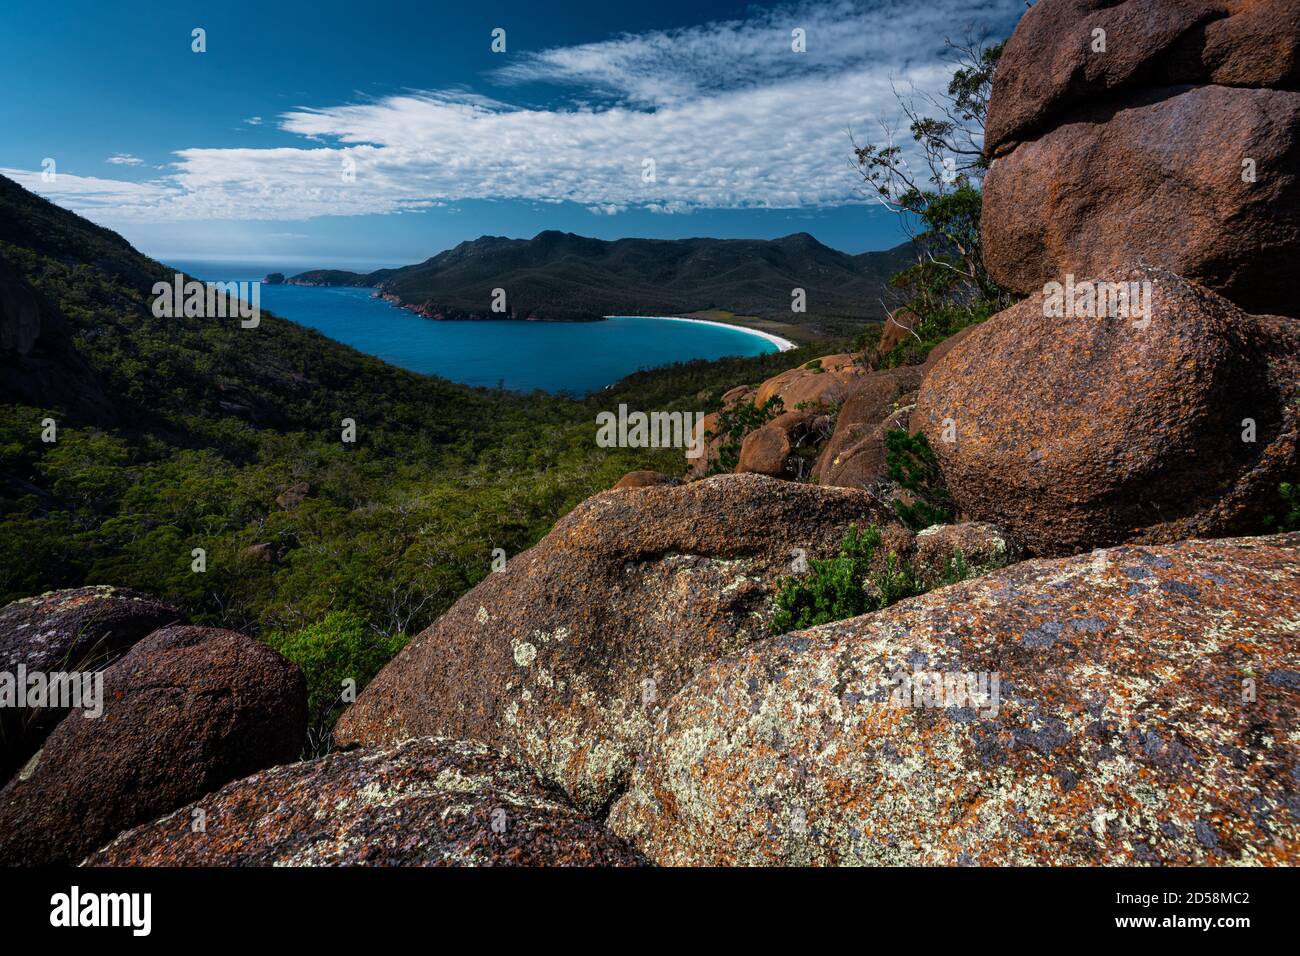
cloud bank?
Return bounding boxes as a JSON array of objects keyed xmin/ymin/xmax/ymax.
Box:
[{"xmin": 11, "ymin": 0, "xmax": 1021, "ymax": 224}]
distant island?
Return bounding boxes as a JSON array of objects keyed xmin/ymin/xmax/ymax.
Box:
[{"xmin": 284, "ymin": 230, "xmax": 918, "ymax": 337}]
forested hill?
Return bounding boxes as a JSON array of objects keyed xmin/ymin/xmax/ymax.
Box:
[
  {"xmin": 288, "ymin": 230, "xmax": 917, "ymax": 322},
  {"xmin": 0, "ymin": 173, "xmax": 506, "ymax": 447}
]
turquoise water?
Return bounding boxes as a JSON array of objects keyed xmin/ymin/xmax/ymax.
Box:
[{"xmin": 169, "ymin": 261, "xmax": 779, "ymax": 395}]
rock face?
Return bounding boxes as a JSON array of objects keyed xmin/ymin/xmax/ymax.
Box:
[
  {"xmin": 609, "ymin": 534, "xmax": 1300, "ymax": 866},
  {"xmin": 912, "ymin": 522, "xmax": 1019, "ymax": 583},
  {"xmin": 336, "ymin": 474, "xmax": 899, "ymax": 814},
  {"xmin": 0, "ymin": 586, "xmax": 181, "ymax": 782},
  {"xmin": 984, "ymin": 84, "xmax": 1300, "ymax": 317},
  {"xmin": 914, "ymin": 267, "xmax": 1298, "ymax": 556},
  {"xmin": 87, "ymin": 737, "xmax": 646, "ymax": 867},
  {"xmin": 985, "ymin": 0, "xmax": 1300, "ymax": 156},
  {"xmin": 0, "ymin": 625, "xmax": 306, "ymax": 866},
  {"xmin": 812, "ymin": 366, "xmax": 923, "ymax": 489}
]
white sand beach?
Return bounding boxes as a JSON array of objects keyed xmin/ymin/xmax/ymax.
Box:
[{"xmin": 607, "ymin": 315, "xmax": 798, "ymax": 352}]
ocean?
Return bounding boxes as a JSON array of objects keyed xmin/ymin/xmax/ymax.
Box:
[{"xmin": 167, "ymin": 261, "xmax": 783, "ymax": 396}]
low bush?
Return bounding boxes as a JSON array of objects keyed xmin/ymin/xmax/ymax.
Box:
[
  {"xmin": 261, "ymin": 611, "xmax": 409, "ymax": 756},
  {"xmin": 769, "ymin": 523, "xmax": 979, "ymax": 635},
  {"xmin": 1262, "ymin": 482, "xmax": 1300, "ymax": 533},
  {"xmin": 883, "ymin": 429, "xmax": 955, "ymax": 530}
]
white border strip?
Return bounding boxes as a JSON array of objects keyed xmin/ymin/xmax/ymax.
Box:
[{"xmin": 605, "ymin": 315, "xmax": 797, "ymax": 352}]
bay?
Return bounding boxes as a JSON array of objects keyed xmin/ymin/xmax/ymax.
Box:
[{"xmin": 168, "ymin": 261, "xmax": 786, "ymax": 395}]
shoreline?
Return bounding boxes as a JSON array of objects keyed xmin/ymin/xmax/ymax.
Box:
[{"xmin": 605, "ymin": 315, "xmax": 798, "ymax": 352}]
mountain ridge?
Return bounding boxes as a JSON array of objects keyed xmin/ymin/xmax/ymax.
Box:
[{"xmin": 285, "ymin": 230, "xmax": 916, "ymax": 327}]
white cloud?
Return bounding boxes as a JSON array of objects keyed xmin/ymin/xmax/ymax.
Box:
[
  {"xmin": 3, "ymin": 167, "xmax": 173, "ymax": 204},
  {"xmin": 11, "ymin": 0, "xmax": 1022, "ymax": 225},
  {"xmin": 244, "ymin": 116, "xmax": 264, "ymax": 125},
  {"xmin": 494, "ymin": 0, "xmax": 1013, "ymax": 108},
  {"xmin": 105, "ymin": 153, "xmax": 145, "ymax": 166}
]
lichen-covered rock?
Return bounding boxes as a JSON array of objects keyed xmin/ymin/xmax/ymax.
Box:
[
  {"xmin": 985, "ymin": 0, "xmax": 1300, "ymax": 156},
  {"xmin": 336, "ymin": 474, "xmax": 899, "ymax": 814},
  {"xmin": 609, "ymin": 534, "xmax": 1300, "ymax": 866},
  {"xmin": 613, "ymin": 470, "xmax": 680, "ymax": 489},
  {"xmin": 0, "ymin": 625, "xmax": 306, "ymax": 866},
  {"xmin": 912, "ymin": 522, "xmax": 1019, "ymax": 584},
  {"xmin": 0, "ymin": 585, "xmax": 181, "ymax": 782},
  {"xmin": 915, "ymin": 267, "xmax": 1299, "ymax": 555},
  {"xmin": 983, "ymin": 84, "xmax": 1300, "ymax": 316},
  {"xmin": 86, "ymin": 737, "xmax": 646, "ymax": 867}
]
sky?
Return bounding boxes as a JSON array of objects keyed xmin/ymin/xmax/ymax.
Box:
[{"xmin": 0, "ymin": 0, "xmax": 1024, "ymax": 268}]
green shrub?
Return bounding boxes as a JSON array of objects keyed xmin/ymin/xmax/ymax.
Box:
[
  {"xmin": 769, "ymin": 524, "xmax": 921, "ymax": 634},
  {"xmin": 261, "ymin": 611, "xmax": 409, "ymax": 756},
  {"xmin": 883, "ymin": 429, "xmax": 955, "ymax": 531},
  {"xmin": 707, "ymin": 395, "xmax": 785, "ymax": 475},
  {"xmin": 768, "ymin": 524, "xmax": 984, "ymax": 635},
  {"xmin": 1262, "ymin": 482, "xmax": 1300, "ymax": 532},
  {"xmin": 878, "ymin": 297, "xmax": 1001, "ymax": 368}
]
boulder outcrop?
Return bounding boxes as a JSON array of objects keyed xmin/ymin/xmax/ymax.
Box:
[
  {"xmin": 694, "ymin": 327, "xmax": 980, "ymax": 491},
  {"xmin": 0, "ymin": 586, "xmax": 181, "ymax": 782},
  {"xmin": 737, "ymin": 408, "xmax": 829, "ymax": 479},
  {"xmin": 753, "ymin": 353, "xmax": 871, "ymax": 409},
  {"xmin": 811, "ymin": 365, "xmax": 923, "ymax": 489},
  {"xmin": 983, "ymin": 84, "xmax": 1300, "ymax": 317},
  {"xmin": 0, "ymin": 625, "xmax": 306, "ymax": 866},
  {"xmin": 985, "ymin": 0, "xmax": 1300, "ymax": 156},
  {"xmin": 915, "ymin": 267, "xmax": 1298, "ymax": 555},
  {"xmin": 609, "ymin": 534, "xmax": 1300, "ymax": 866},
  {"xmin": 336, "ymin": 474, "xmax": 902, "ymax": 814},
  {"xmin": 688, "ymin": 385, "xmax": 756, "ymax": 478},
  {"xmin": 87, "ymin": 737, "xmax": 646, "ymax": 867}
]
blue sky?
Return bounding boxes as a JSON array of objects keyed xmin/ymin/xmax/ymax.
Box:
[{"xmin": 0, "ymin": 0, "xmax": 1023, "ymax": 268}]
